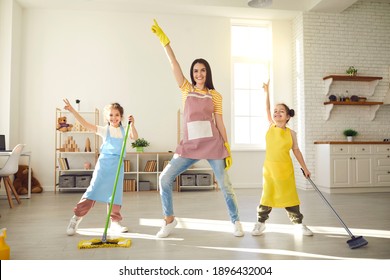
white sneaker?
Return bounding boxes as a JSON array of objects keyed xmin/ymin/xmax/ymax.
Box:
[
  {"xmin": 252, "ymin": 222, "xmax": 266, "ymax": 236},
  {"xmin": 295, "ymin": 224, "xmax": 313, "ymax": 236},
  {"xmin": 233, "ymin": 221, "xmax": 244, "ymax": 237},
  {"xmin": 156, "ymin": 219, "xmax": 177, "ymax": 238},
  {"xmin": 66, "ymin": 215, "xmax": 82, "ymax": 236},
  {"xmin": 110, "ymin": 221, "xmax": 129, "ymax": 233}
]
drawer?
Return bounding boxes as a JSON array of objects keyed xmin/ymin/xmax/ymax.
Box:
[
  {"xmin": 373, "ymin": 145, "xmax": 390, "ymax": 154},
  {"xmin": 331, "ymin": 145, "xmax": 350, "ymax": 154},
  {"xmin": 75, "ymin": 175, "xmax": 92, "ymax": 188},
  {"xmin": 352, "ymin": 145, "xmax": 371, "ymax": 154},
  {"xmin": 373, "ymin": 171, "xmax": 390, "ymax": 186},
  {"xmin": 59, "ymin": 175, "xmax": 75, "ymax": 188},
  {"xmin": 196, "ymin": 174, "xmax": 212, "ymax": 186},
  {"xmin": 138, "ymin": 181, "xmax": 151, "ymax": 191},
  {"xmin": 181, "ymin": 174, "xmax": 196, "ymax": 186},
  {"xmin": 373, "ymin": 155, "xmax": 390, "ymax": 170}
]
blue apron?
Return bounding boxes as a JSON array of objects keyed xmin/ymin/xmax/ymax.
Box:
[{"xmin": 83, "ymin": 126, "xmax": 125, "ymax": 205}]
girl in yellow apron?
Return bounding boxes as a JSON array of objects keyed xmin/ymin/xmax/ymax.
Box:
[{"xmin": 252, "ymin": 81, "xmax": 313, "ymax": 236}]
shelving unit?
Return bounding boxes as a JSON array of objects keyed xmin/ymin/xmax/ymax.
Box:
[
  {"xmin": 123, "ymin": 153, "xmax": 216, "ymax": 192},
  {"xmin": 54, "ymin": 108, "xmax": 99, "ymax": 193},
  {"xmin": 123, "ymin": 152, "xmax": 173, "ymax": 191},
  {"xmin": 322, "ymin": 75, "xmax": 384, "ymax": 120}
]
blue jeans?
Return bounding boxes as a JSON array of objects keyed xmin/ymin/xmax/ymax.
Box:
[{"xmin": 159, "ymin": 154, "xmax": 240, "ymax": 223}]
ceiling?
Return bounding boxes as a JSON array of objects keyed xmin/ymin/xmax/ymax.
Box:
[{"xmin": 15, "ymin": 0, "xmax": 390, "ymax": 20}]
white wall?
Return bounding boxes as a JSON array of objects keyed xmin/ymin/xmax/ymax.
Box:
[
  {"xmin": 14, "ymin": 8, "xmax": 293, "ymax": 191},
  {"xmin": 0, "ymin": 0, "xmax": 22, "ymax": 147},
  {"xmin": 293, "ymin": 0, "xmax": 390, "ymax": 188}
]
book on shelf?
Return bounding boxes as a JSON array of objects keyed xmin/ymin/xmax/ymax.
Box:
[
  {"xmin": 144, "ymin": 160, "xmax": 157, "ymax": 172},
  {"xmin": 58, "ymin": 158, "xmax": 69, "ymax": 170},
  {"xmin": 124, "ymin": 160, "xmax": 131, "ymax": 172},
  {"xmin": 123, "ymin": 179, "xmax": 136, "ymax": 192},
  {"xmin": 64, "ymin": 158, "xmax": 70, "ymax": 170}
]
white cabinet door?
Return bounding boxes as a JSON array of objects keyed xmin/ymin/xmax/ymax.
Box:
[
  {"xmin": 331, "ymin": 145, "xmax": 372, "ymax": 188},
  {"xmin": 332, "ymin": 156, "xmax": 351, "ymax": 187},
  {"xmin": 353, "ymin": 156, "xmax": 372, "ymax": 186}
]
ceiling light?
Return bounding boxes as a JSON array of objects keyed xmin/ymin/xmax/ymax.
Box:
[{"xmin": 248, "ymin": 0, "xmax": 273, "ymax": 8}]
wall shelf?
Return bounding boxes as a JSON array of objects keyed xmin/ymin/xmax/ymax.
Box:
[
  {"xmin": 323, "ymin": 75, "xmax": 382, "ymax": 96},
  {"xmin": 323, "ymin": 101, "xmax": 383, "ymax": 121},
  {"xmin": 322, "ymin": 74, "xmax": 384, "ymax": 120}
]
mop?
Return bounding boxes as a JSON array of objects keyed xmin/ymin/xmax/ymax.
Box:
[
  {"xmin": 78, "ymin": 121, "xmax": 132, "ymax": 249},
  {"xmin": 301, "ymin": 169, "xmax": 368, "ymax": 249}
]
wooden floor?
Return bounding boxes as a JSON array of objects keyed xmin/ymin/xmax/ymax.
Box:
[{"xmin": 1, "ymin": 188, "xmax": 390, "ymax": 260}]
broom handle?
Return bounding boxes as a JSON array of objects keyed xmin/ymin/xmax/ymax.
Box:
[
  {"xmin": 102, "ymin": 121, "xmax": 131, "ymax": 242},
  {"xmin": 300, "ymin": 168, "xmax": 354, "ymax": 238}
]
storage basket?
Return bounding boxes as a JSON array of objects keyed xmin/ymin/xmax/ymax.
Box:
[{"xmin": 59, "ymin": 175, "xmax": 75, "ymax": 188}]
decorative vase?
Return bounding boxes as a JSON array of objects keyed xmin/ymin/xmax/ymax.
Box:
[
  {"xmin": 347, "ymin": 136, "xmax": 353, "ymax": 142},
  {"xmin": 136, "ymin": 147, "xmax": 144, "ymax": 152}
]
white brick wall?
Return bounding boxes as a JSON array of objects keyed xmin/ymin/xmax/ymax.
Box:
[{"xmin": 293, "ymin": 0, "xmax": 390, "ymax": 189}]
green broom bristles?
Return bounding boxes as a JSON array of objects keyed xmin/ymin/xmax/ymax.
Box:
[{"xmin": 78, "ymin": 238, "xmax": 131, "ymax": 249}]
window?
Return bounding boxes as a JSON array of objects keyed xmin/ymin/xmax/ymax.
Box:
[{"xmin": 231, "ymin": 21, "xmax": 271, "ymax": 150}]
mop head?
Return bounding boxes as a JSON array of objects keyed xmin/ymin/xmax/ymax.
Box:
[
  {"xmin": 78, "ymin": 237, "xmax": 131, "ymax": 249},
  {"xmin": 347, "ymin": 236, "xmax": 368, "ymax": 249}
]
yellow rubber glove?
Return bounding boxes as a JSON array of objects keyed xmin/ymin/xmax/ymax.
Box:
[
  {"xmin": 151, "ymin": 19, "xmax": 170, "ymax": 47},
  {"xmin": 224, "ymin": 142, "xmax": 232, "ymax": 170}
]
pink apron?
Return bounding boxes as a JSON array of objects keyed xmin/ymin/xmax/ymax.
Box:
[{"xmin": 175, "ymin": 91, "xmax": 228, "ymax": 159}]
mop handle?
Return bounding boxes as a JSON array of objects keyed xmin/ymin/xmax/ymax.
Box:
[
  {"xmin": 300, "ymin": 168, "xmax": 354, "ymax": 238},
  {"xmin": 102, "ymin": 121, "xmax": 131, "ymax": 242}
]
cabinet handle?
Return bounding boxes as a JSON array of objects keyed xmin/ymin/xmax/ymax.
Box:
[
  {"xmin": 350, "ymin": 157, "xmax": 352, "ymax": 160},
  {"xmin": 340, "ymin": 148, "xmax": 343, "ymax": 151},
  {"xmin": 362, "ymin": 148, "xmax": 365, "ymax": 151}
]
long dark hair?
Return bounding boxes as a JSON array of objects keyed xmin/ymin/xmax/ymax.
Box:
[{"xmin": 190, "ymin": 58, "xmax": 215, "ymax": 90}]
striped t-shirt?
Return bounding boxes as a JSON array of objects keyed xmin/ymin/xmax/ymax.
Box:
[{"xmin": 180, "ymin": 79, "xmax": 223, "ymax": 115}]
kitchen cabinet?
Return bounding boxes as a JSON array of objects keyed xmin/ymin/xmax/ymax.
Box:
[
  {"xmin": 315, "ymin": 142, "xmax": 390, "ymax": 193},
  {"xmin": 372, "ymin": 145, "xmax": 390, "ymax": 186}
]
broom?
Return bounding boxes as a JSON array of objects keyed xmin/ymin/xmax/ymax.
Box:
[
  {"xmin": 78, "ymin": 121, "xmax": 132, "ymax": 249},
  {"xmin": 301, "ymin": 169, "xmax": 368, "ymax": 249}
]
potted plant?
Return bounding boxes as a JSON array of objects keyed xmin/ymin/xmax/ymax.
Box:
[
  {"xmin": 346, "ymin": 66, "xmax": 358, "ymax": 76},
  {"xmin": 131, "ymin": 138, "xmax": 150, "ymax": 152},
  {"xmin": 343, "ymin": 129, "xmax": 358, "ymax": 142}
]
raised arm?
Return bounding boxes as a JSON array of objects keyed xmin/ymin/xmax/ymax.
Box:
[
  {"xmin": 127, "ymin": 115, "xmax": 138, "ymax": 140},
  {"xmin": 151, "ymin": 19, "xmax": 185, "ymax": 87},
  {"xmin": 263, "ymin": 80, "xmax": 273, "ymax": 124},
  {"xmin": 63, "ymin": 99, "xmax": 97, "ymax": 132}
]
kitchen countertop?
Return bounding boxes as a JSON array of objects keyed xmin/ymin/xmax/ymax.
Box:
[{"xmin": 314, "ymin": 141, "xmax": 390, "ymax": 144}]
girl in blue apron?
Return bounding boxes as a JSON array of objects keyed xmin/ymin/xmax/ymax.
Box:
[
  {"xmin": 62, "ymin": 99, "xmax": 138, "ymax": 236},
  {"xmin": 152, "ymin": 20, "xmax": 244, "ymax": 238}
]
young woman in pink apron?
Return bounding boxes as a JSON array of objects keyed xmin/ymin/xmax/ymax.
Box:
[
  {"xmin": 63, "ymin": 100, "xmax": 138, "ymax": 236},
  {"xmin": 152, "ymin": 20, "xmax": 244, "ymax": 238}
]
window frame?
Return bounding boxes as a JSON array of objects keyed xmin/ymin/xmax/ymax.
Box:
[{"xmin": 230, "ymin": 19, "xmax": 272, "ymax": 151}]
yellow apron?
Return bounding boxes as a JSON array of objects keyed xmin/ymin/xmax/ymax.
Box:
[{"xmin": 260, "ymin": 125, "xmax": 300, "ymax": 207}]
